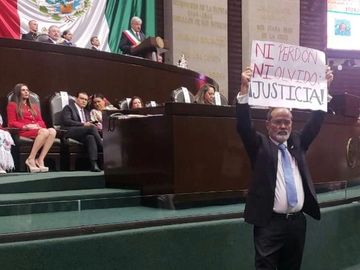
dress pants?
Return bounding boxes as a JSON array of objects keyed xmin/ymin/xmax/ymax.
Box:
[
  {"xmin": 254, "ymin": 212, "xmax": 306, "ymax": 270},
  {"xmin": 65, "ymin": 126, "xmax": 102, "ymax": 161}
]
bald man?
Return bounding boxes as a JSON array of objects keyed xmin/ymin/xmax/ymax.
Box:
[{"xmin": 21, "ymin": 20, "xmax": 38, "ymax": 41}]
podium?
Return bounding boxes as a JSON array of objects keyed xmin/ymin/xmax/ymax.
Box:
[
  {"xmin": 102, "ymin": 103, "xmax": 250, "ymax": 204},
  {"xmin": 131, "ymin": 36, "xmax": 166, "ymax": 61}
]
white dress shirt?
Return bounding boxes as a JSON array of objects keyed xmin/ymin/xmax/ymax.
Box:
[
  {"xmin": 74, "ymin": 103, "xmax": 86, "ymax": 123},
  {"xmin": 271, "ymin": 139, "xmax": 304, "ymax": 213},
  {"xmin": 237, "ymin": 93, "xmax": 304, "ymax": 213}
]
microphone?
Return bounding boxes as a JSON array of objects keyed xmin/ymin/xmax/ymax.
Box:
[{"xmin": 328, "ymin": 107, "xmax": 336, "ymax": 115}]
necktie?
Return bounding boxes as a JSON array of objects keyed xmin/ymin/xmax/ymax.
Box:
[
  {"xmin": 278, "ymin": 144, "xmax": 298, "ymax": 208},
  {"xmin": 80, "ymin": 109, "xmax": 86, "ymax": 123},
  {"xmin": 136, "ymin": 32, "xmax": 140, "ymax": 40}
]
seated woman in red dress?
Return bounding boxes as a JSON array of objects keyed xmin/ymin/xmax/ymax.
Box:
[{"xmin": 7, "ymin": 83, "xmax": 56, "ymax": 172}]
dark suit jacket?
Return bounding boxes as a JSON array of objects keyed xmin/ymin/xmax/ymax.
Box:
[
  {"xmin": 236, "ymin": 103, "xmax": 324, "ymax": 227},
  {"xmin": 41, "ymin": 38, "xmax": 56, "ymax": 44},
  {"xmin": 60, "ymin": 40, "xmax": 75, "ymax": 46},
  {"xmin": 21, "ymin": 32, "xmax": 37, "ymax": 41},
  {"xmin": 119, "ymin": 30, "xmax": 146, "ymax": 55},
  {"xmin": 61, "ymin": 100, "xmax": 90, "ymax": 129}
]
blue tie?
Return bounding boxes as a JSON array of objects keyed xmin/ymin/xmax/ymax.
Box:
[{"xmin": 278, "ymin": 144, "xmax": 298, "ymax": 208}]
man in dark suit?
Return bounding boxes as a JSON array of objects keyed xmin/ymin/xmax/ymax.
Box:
[
  {"xmin": 61, "ymin": 92, "xmax": 102, "ymax": 172},
  {"xmin": 90, "ymin": 36, "xmax": 100, "ymax": 50},
  {"xmin": 21, "ymin": 20, "xmax": 38, "ymax": 41},
  {"xmin": 38, "ymin": 25, "xmax": 61, "ymax": 44},
  {"xmin": 119, "ymin": 16, "xmax": 146, "ymax": 56},
  {"xmin": 236, "ymin": 67, "xmax": 333, "ymax": 270}
]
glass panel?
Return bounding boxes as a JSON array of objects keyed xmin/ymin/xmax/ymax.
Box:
[
  {"xmin": 346, "ymin": 179, "xmax": 360, "ymax": 200},
  {"xmin": 0, "ymin": 172, "xmax": 359, "ymax": 237},
  {"xmin": 315, "ymin": 181, "xmax": 347, "ymax": 203},
  {"xmin": 0, "ymin": 191, "xmax": 246, "ymax": 236}
]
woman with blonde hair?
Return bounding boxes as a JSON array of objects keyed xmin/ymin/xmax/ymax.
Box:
[
  {"xmin": 7, "ymin": 83, "xmax": 56, "ymax": 172},
  {"xmin": 195, "ymin": 84, "xmax": 215, "ymax": 105}
]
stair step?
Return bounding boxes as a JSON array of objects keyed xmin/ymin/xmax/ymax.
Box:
[
  {"xmin": 0, "ymin": 172, "xmax": 105, "ymax": 193},
  {"xmin": 0, "ymin": 188, "xmax": 141, "ymax": 216}
]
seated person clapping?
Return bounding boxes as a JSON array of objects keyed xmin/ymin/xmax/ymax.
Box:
[
  {"xmin": 0, "ymin": 114, "xmax": 15, "ymax": 174},
  {"xmin": 129, "ymin": 96, "xmax": 144, "ymax": 109},
  {"xmin": 194, "ymin": 84, "xmax": 215, "ymax": 105},
  {"xmin": 7, "ymin": 83, "xmax": 56, "ymax": 172},
  {"xmin": 90, "ymin": 93, "xmax": 117, "ymax": 129}
]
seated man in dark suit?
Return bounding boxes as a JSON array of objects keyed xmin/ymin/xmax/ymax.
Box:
[
  {"xmin": 119, "ymin": 16, "xmax": 146, "ymax": 56},
  {"xmin": 61, "ymin": 91, "xmax": 103, "ymax": 172},
  {"xmin": 21, "ymin": 20, "xmax": 38, "ymax": 41},
  {"xmin": 236, "ymin": 67, "xmax": 334, "ymax": 270}
]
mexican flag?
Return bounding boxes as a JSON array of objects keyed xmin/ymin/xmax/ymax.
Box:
[{"xmin": 0, "ymin": 0, "xmax": 155, "ymax": 53}]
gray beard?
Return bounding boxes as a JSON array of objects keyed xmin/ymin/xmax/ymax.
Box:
[{"xmin": 274, "ymin": 133, "xmax": 290, "ymax": 143}]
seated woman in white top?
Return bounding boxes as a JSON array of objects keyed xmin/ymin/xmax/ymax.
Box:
[
  {"xmin": 0, "ymin": 114, "xmax": 15, "ymax": 173},
  {"xmin": 90, "ymin": 93, "xmax": 117, "ymax": 130}
]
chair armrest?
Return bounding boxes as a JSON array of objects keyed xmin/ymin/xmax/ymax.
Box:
[
  {"xmin": 4, "ymin": 127, "xmax": 19, "ymax": 136},
  {"xmin": 55, "ymin": 128, "xmax": 69, "ymax": 139}
]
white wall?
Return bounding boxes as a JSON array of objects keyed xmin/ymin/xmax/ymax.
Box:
[{"xmin": 164, "ymin": 0, "xmax": 228, "ymax": 96}]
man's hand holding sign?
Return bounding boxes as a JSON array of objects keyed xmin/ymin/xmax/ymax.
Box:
[{"xmin": 236, "ymin": 41, "xmax": 334, "ymax": 270}]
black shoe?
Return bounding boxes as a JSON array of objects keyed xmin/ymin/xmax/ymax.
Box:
[{"xmin": 90, "ymin": 161, "xmax": 101, "ymax": 172}]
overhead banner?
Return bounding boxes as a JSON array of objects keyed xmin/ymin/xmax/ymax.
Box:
[{"xmin": 249, "ymin": 40, "xmax": 327, "ymax": 112}]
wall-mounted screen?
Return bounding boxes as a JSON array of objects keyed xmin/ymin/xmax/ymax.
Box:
[{"xmin": 327, "ymin": 0, "xmax": 360, "ymax": 50}]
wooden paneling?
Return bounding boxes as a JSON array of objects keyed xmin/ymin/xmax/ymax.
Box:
[
  {"xmin": 155, "ymin": 0, "xmax": 164, "ymax": 38},
  {"xmin": 228, "ymin": 0, "xmax": 242, "ymax": 104},
  {"xmin": 104, "ymin": 103, "xmax": 360, "ymax": 198},
  {"xmin": 300, "ymin": 0, "xmax": 327, "ymax": 51},
  {"xmin": 0, "ymin": 38, "xmax": 215, "ymax": 125}
]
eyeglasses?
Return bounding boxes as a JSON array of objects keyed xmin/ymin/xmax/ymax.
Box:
[{"xmin": 271, "ymin": 119, "xmax": 292, "ymax": 126}]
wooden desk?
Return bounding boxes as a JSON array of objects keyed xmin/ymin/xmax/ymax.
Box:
[
  {"xmin": 103, "ymin": 104, "xmax": 249, "ymax": 201},
  {"xmin": 103, "ymin": 103, "xmax": 360, "ymax": 202}
]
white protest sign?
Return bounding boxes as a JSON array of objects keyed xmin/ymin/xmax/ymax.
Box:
[{"xmin": 249, "ymin": 40, "xmax": 327, "ymax": 111}]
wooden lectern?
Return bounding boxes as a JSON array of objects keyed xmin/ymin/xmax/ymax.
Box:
[{"xmin": 131, "ymin": 36, "xmax": 166, "ymax": 61}]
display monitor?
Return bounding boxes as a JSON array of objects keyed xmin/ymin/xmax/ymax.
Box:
[{"xmin": 327, "ymin": 0, "xmax": 360, "ymax": 50}]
